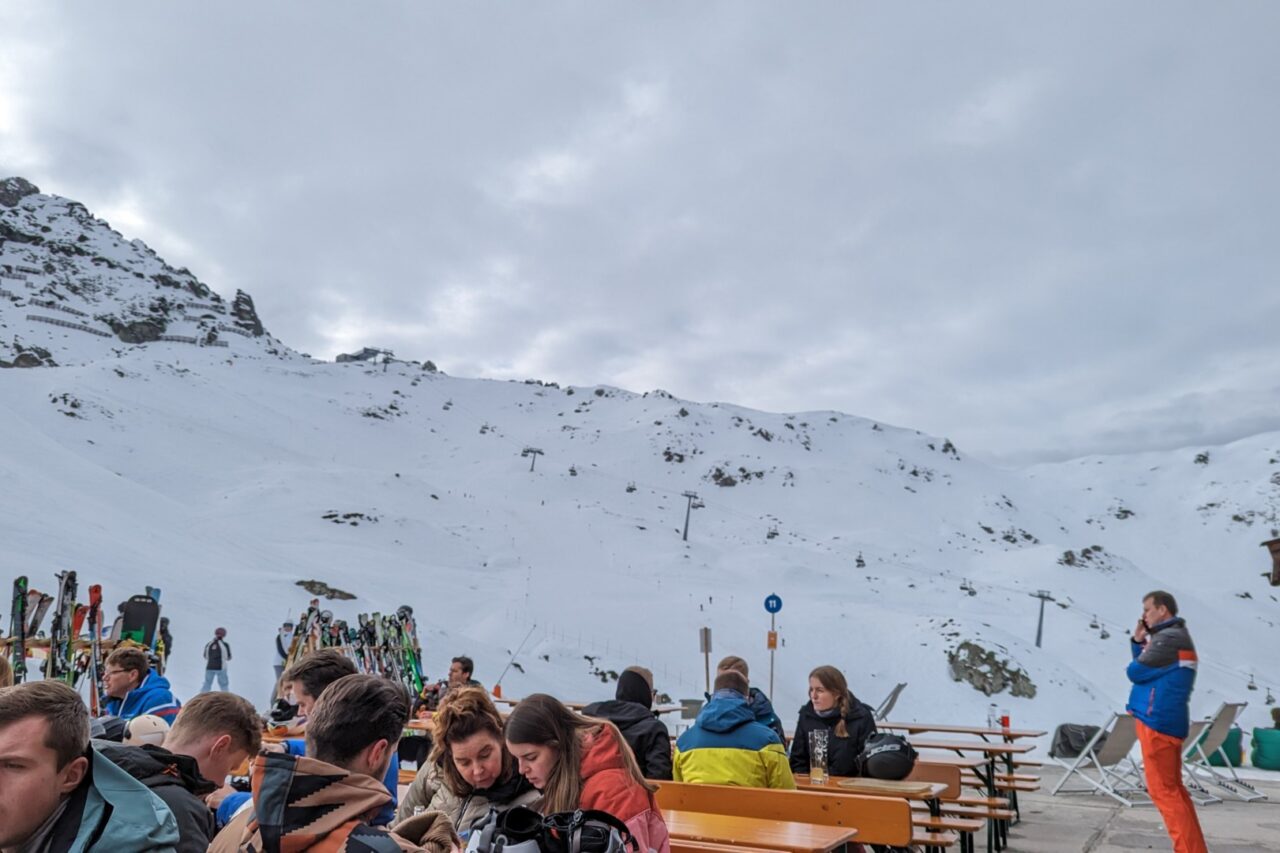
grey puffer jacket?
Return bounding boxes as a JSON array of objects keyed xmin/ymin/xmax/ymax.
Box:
[{"xmin": 396, "ymin": 761, "xmax": 539, "ymax": 837}]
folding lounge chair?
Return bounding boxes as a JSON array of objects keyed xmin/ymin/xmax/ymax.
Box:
[
  {"xmin": 1183, "ymin": 702, "xmax": 1267, "ymax": 802},
  {"xmin": 1050, "ymin": 712, "xmax": 1150, "ymax": 806},
  {"xmin": 1176, "ymin": 720, "xmax": 1220, "ymax": 806},
  {"xmin": 874, "ymin": 682, "xmax": 907, "ymax": 721}
]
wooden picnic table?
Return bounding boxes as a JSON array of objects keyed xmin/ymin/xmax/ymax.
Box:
[
  {"xmin": 794, "ymin": 773, "xmax": 947, "ymax": 820},
  {"xmin": 908, "ymin": 739, "xmax": 1036, "ymax": 756},
  {"xmin": 662, "ymin": 809, "xmax": 857, "ymax": 853},
  {"xmin": 562, "ymin": 700, "xmax": 685, "ymax": 716},
  {"xmin": 881, "ymin": 721, "xmax": 1046, "ymax": 741},
  {"xmin": 909, "ymin": 739, "xmax": 1036, "ymax": 853}
]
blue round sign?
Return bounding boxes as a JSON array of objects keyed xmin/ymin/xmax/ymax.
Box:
[{"xmin": 764, "ymin": 594, "xmax": 783, "ymax": 614}]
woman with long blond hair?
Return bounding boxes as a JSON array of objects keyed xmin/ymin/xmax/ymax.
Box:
[
  {"xmin": 505, "ymin": 693, "xmax": 671, "ymax": 853},
  {"xmin": 788, "ymin": 664, "xmax": 877, "ymax": 777},
  {"xmin": 396, "ymin": 686, "xmax": 539, "ymax": 836}
]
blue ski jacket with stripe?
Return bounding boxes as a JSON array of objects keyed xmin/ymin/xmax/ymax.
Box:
[{"xmin": 1125, "ymin": 617, "xmax": 1197, "ymax": 738}]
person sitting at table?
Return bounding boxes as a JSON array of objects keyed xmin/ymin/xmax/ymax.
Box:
[
  {"xmin": 215, "ymin": 650, "xmax": 400, "ymax": 828},
  {"xmin": 674, "ymin": 669, "xmax": 795, "ymax": 789},
  {"xmin": 715, "ymin": 655, "xmax": 787, "ymax": 742},
  {"xmin": 397, "ymin": 686, "xmax": 539, "ymax": 835},
  {"xmin": 505, "ymin": 693, "xmax": 671, "ymax": 853},
  {"xmin": 99, "ymin": 691, "xmax": 262, "ymax": 852},
  {"xmin": 788, "ymin": 664, "xmax": 877, "ymax": 777},
  {"xmin": 209, "ymin": 674, "xmax": 461, "ymax": 853},
  {"xmin": 102, "ymin": 646, "xmax": 182, "ymax": 723},
  {"xmin": 582, "ymin": 665, "xmax": 672, "ymax": 780}
]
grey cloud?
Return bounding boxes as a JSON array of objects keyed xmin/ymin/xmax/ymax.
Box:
[{"xmin": 3, "ymin": 1, "xmax": 1278, "ymax": 461}]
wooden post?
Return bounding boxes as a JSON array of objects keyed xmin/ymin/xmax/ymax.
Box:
[{"xmin": 1262, "ymin": 538, "xmax": 1280, "ymax": 587}]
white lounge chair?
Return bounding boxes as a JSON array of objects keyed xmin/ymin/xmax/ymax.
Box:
[
  {"xmin": 1183, "ymin": 702, "xmax": 1267, "ymax": 802},
  {"xmin": 1050, "ymin": 712, "xmax": 1150, "ymax": 806},
  {"xmin": 873, "ymin": 682, "xmax": 907, "ymax": 721}
]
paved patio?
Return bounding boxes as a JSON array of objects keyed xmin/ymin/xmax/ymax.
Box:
[{"xmin": 1002, "ymin": 765, "xmax": 1280, "ymax": 852}]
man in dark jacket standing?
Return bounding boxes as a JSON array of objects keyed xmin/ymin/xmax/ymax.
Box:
[
  {"xmin": 99, "ymin": 691, "xmax": 262, "ymax": 852},
  {"xmin": 202, "ymin": 627, "xmax": 232, "ymax": 693},
  {"xmin": 1126, "ymin": 590, "xmax": 1206, "ymax": 853},
  {"xmin": 583, "ymin": 665, "xmax": 672, "ymax": 780}
]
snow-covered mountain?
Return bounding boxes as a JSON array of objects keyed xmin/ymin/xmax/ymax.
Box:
[{"xmin": 3, "ymin": 176, "xmax": 1277, "ymax": 736}]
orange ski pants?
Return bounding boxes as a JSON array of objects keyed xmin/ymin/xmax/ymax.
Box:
[{"xmin": 1135, "ymin": 718, "xmax": 1207, "ymax": 853}]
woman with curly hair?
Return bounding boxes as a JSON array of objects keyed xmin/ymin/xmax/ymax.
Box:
[
  {"xmin": 505, "ymin": 693, "xmax": 670, "ymax": 853},
  {"xmin": 396, "ymin": 686, "xmax": 539, "ymax": 837}
]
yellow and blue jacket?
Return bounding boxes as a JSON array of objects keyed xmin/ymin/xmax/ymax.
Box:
[{"xmin": 673, "ymin": 690, "xmax": 796, "ymax": 788}]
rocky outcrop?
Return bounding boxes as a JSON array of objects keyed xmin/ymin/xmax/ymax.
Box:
[
  {"xmin": 0, "ymin": 342, "xmax": 56, "ymax": 369},
  {"xmin": 947, "ymin": 641, "xmax": 1037, "ymax": 698},
  {"xmin": 232, "ymin": 289, "xmax": 265, "ymax": 337},
  {"xmin": 0, "ymin": 177, "xmax": 39, "ymax": 208},
  {"xmin": 106, "ymin": 318, "xmax": 166, "ymax": 344}
]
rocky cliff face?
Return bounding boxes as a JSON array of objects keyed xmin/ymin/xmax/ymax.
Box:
[{"xmin": 0, "ymin": 176, "xmax": 283, "ymax": 367}]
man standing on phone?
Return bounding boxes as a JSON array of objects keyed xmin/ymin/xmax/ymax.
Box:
[{"xmin": 1126, "ymin": 590, "xmax": 1206, "ymax": 853}]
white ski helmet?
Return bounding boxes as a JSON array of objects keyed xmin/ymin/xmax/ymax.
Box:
[{"xmin": 124, "ymin": 714, "xmax": 169, "ymax": 747}]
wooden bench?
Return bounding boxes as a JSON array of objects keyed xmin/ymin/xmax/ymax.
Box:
[
  {"xmin": 671, "ymin": 842, "xmax": 774, "ymax": 853},
  {"xmin": 662, "ymin": 809, "xmax": 856, "ymax": 853},
  {"xmin": 655, "ymin": 780, "xmax": 936, "ymax": 848}
]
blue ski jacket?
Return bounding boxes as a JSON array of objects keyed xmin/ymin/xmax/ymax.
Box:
[
  {"xmin": 62, "ymin": 747, "xmax": 180, "ymax": 851},
  {"xmin": 104, "ymin": 669, "xmax": 181, "ymax": 724},
  {"xmin": 1126, "ymin": 617, "xmax": 1197, "ymax": 738}
]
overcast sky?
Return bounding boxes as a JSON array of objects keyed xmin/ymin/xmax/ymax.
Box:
[{"xmin": 2, "ymin": 3, "xmax": 1277, "ymax": 463}]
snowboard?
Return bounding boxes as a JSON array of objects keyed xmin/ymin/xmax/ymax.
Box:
[{"xmin": 119, "ymin": 594, "xmax": 161, "ymax": 647}]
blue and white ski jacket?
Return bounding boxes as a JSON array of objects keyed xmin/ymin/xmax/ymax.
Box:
[
  {"xmin": 104, "ymin": 668, "xmax": 181, "ymax": 724},
  {"xmin": 1126, "ymin": 617, "xmax": 1197, "ymax": 738}
]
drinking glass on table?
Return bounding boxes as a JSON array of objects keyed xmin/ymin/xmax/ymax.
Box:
[{"xmin": 808, "ymin": 729, "xmax": 830, "ymax": 784}]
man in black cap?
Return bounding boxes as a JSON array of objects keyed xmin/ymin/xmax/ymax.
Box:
[{"xmin": 583, "ymin": 665, "xmax": 672, "ymax": 780}]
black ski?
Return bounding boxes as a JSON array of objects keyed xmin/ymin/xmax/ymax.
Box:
[{"xmin": 9, "ymin": 576, "xmax": 28, "ymax": 682}]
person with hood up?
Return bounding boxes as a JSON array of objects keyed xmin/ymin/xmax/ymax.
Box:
[
  {"xmin": 397, "ymin": 686, "xmax": 539, "ymax": 837},
  {"xmin": 0, "ymin": 680, "xmax": 179, "ymax": 852},
  {"xmin": 714, "ymin": 655, "xmax": 787, "ymax": 742},
  {"xmin": 674, "ymin": 669, "xmax": 795, "ymax": 789},
  {"xmin": 505, "ymin": 693, "xmax": 671, "ymax": 853},
  {"xmin": 582, "ymin": 666, "xmax": 672, "ymax": 780},
  {"xmin": 98, "ymin": 692, "xmax": 262, "ymax": 852},
  {"xmin": 103, "ymin": 646, "xmax": 181, "ymax": 723},
  {"xmin": 210, "ymin": 674, "xmax": 460, "ymax": 853},
  {"xmin": 787, "ymin": 665, "xmax": 877, "ymax": 777}
]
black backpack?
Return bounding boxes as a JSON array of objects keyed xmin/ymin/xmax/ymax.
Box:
[
  {"xmin": 856, "ymin": 732, "xmax": 918, "ymax": 780},
  {"xmin": 465, "ymin": 806, "xmax": 638, "ymax": 853}
]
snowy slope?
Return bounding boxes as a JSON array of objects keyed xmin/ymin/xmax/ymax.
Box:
[{"xmin": 2, "ymin": 177, "xmax": 1277, "ymax": 737}]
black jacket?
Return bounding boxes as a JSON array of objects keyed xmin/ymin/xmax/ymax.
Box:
[
  {"xmin": 582, "ymin": 699, "xmax": 673, "ymax": 780},
  {"xmin": 96, "ymin": 741, "xmax": 217, "ymax": 853},
  {"xmin": 788, "ymin": 699, "xmax": 878, "ymax": 777}
]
